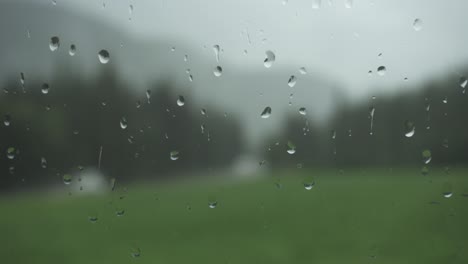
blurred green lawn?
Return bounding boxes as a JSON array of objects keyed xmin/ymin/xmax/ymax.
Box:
[{"xmin": 1, "ymin": 168, "xmax": 468, "ymax": 264}]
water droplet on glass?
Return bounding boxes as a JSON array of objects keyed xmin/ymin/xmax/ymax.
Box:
[
  {"xmin": 120, "ymin": 117, "xmax": 128, "ymax": 129},
  {"xmin": 421, "ymin": 166, "xmax": 429, "ymax": 176},
  {"xmin": 312, "ymin": 0, "xmax": 321, "ymax": 9},
  {"xmin": 286, "ymin": 140, "xmax": 296, "ymax": 154},
  {"xmin": 208, "ymin": 201, "xmax": 218, "ymax": 209},
  {"xmin": 331, "ymin": 130, "xmax": 336, "ymax": 139},
  {"xmin": 201, "ymin": 108, "xmax": 207, "ymax": 116},
  {"xmin": 422, "ymin": 149, "xmax": 432, "ymax": 164},
  {"xmin": 377, "ymin": 66, "xmax": 386, "ymax": 76},
  {"xmin": 443, "ymin": 192, "xmax": 453, "ymax": 198},
  {"xmin": 116, "ymin": 209, "xmax": 125, "ymax": 216},
  {"xmin": 49, "ymin": 36, "xmax": 60, "ymax": 51},
  {"xmin": 4, "ymin": 114, "xmax": 11, "ymax": 126},
  {"xmin": 288, "ymin": 75, "xmax": 297, "ymax": 87},
  {"xmin": 369, "ymin": 106, "xmax": 375, "ymax": 135},
  {"xmin": 41, "ymin": 83, "xmax": 50, "ymax": 94},
  {"xmin": 145, "ymin": 89, "xmax": 151, "ymax": 104},
  {"xmin": 6, "ymin": 147, "xmax": 16, "ymax": 160},
  {"xmin": 459, "ymin": 77, "xmax": 467, "ymax": 89},
  {"xmin": 170, "ymin": 151, "xmax": 179, "ymax": 161},
  {"xmin": 413, "ymin": 18, "xmax": 423, "ymax": 31},
  {"xmin": 261, "ymin": 107, "xmax": 272, "ymax": 119},
  {"xmin": 299, "ymin": 107, "xmax": 307, "ymax": 116},
  {"xmin": 404, "ymin": 120, "xmax": 415, "ymax": 138},
  {"xmin": 213, "ymin": 45, "xmax": 220, "ymax": 62},
  {"xmin": 69, "ymin": 44, "xmax": 76, "ymax": 56},
  {"xmin": 177, "ymin": 96, "xmax": 185, "ymax": 106},
  {"xmin": 304, "ymin": 181, "xmax": 315, "ymax": 190},
  {"xmin": 213, "ymin": 66, "xmax": 223, "ymax": 77},
  {"xmin": 264, "ymin": 50, "xmax": 276, "ymax": 68},
  {"xmin": 131, "ymin": 248, "xmax": 141, "ymax": 258},
  {"xmin": 442, "ymin": 96, "xmax": 448, "ymax": 104},
  {"xmin": 299, "ymin": 67, "xmax": 307, "ymax": 74},
  {"xmin": 129, "ymin": 4, "xmax": 134, "ymax": 15},
  {"xmin": 63, "ymin": 174, "xmax": 72, "ymax": 185},
  {"xmin": 98, "ymin": 49, "xmax": 110, "ymax": 64},
  {"xmin": 345, "ymin": 0, "xmax": 353, "ymax": 8},
  {"xmin": 88, "ymin": 216, "xmax": 98, "ymax": 223},
  {"xmin": 41, "ymin": 157, "xmax": 47, "ymax": 168},
  {"xmin": 442, "ymin": 138, "xmax": 449, "ymax": 148}
]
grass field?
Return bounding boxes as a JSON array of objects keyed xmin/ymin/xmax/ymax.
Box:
[{"xmin": 1, "ymin": 168, "xmax": 468, "ymax": 264}]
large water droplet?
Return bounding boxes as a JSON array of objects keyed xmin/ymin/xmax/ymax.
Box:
[
  {"xmin": 288, "ymin": 75, "xmax": 297, "ymax": 87},
  {"xmin": 286, "ymin": 140, "xmax": 296, "ymax": 154},
  {"xmin": 49, "ymin": 36, "xmax": 60, "ymax": 51},
  {"xmin": 264, "ymin": 50, "xmax": 276, "ymax": 68},
  {"xmin": 63, "ymin": 174, "xmax": 72, "ymax": 185},
  {"xmin": 120, "ymin": 117, "xmax": 128, "ymax": 129},
  {"xmin": 69, "ymin": 44, "xmax": 76, "ymax": 56},
  {"xmin": 6, "ymin": 147, "xmax": 16, "ymax": 160},
  {"xmin": 299, "ymin": 107, "xmax": 307, "ymax": 116},
  {"xmin": 177, "ymin": 96, "xmax": 185, "ymax": 106},
  {"xmin": 377, "ymin": 66, "xmax": 386, "ymax": 76},
  {"xmin": 98, "ymin": 49, "xmax": 110, "ymax": 64},
  {"xmin": 422, "ymin": 149, "xmax": 432, "ymax": 164},
  {"xmin": 312, "ymin": 0, "xmax": 321, "ymax": 9},
  {"xmin": 170, "ymin": 151, "xmax": 179, "ymax": 161},
  {"xmin": 213, "ymin": 45, "xmax": 220, "ymax": 62},
  {"xmin": 213, "ymin": 66, "xmax": 223, "ymax": 77},
  {"xmin": 261, "ymin": 107, "xmax": 272, "ymax": 119},
  {"xmin": 404, "ymin": 120, "xmax": 415, "ymax": 138},
  {"xmin": 41, "ymin": 83, "xmax": 50, "ymax": 94},
  {"xmin": 413, "ymin": 18, "xmax": 423, "ymax": 31}
]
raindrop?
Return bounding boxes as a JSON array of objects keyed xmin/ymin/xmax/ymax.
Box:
[
  {"xmin": 69, "ymin": 44, "xmax": 76, "ymax": 56},
  {"xmin": 413, "ymin": 18, "xmax": 423, "ymax": 31},
  {"xmin": 312, "ymin": 0, "xmax": 321, "ymax": 9},
  {"xmin": 299, "ymin": 107, "xmax": 307, "ymax": 116},
  {"xmin": 49, "ymin": 36, "xmax": 60, "ymax": 51},
  {"xmin": 345, "ymin": 0, "xmax": 353, "ymax": 8},
  {"xmin": 131, "ymin": 248, "xmax": 141, "ymax": 258},
  {"xmin": 184, "ymin": 54, "xmax": 188, "ymax": 62},
  {"xmin": 404, "ymin": 120, "xmax": 415, "ymax": 138},
  {"xmin": 422, "ymin": 149, "xmax": 432, "ymax": 164},
  {"xmin": 88, "ymin": 216, "xmax": 98, "ymax": 223},
  {"xmin": 348, "ymin": 129, "xmax": 352, "ymax": 137},
  {"xmin": 442, "ymin": 97, "xmax": 448, "ymax": 104},
  {"xmin": 459, "ymin": 77, "xmax": 467, "ymax": 89},
  {"xmin": 41, "ymin": 83, "xmax": 50, "ymax": 94},
  {"xmin": 63, "ymin": 174, "xmax": 72, "ymax": 185},
  {"xmin": 20, "ymin": 72, "xmax": 25, "ymax": 86},
  {"xmin": 299, "ymin": 67, "xmax": 307, "ymax": 74},
  {"xmin": 208, "ymin": 201, "xmax": 218, "ymax": 209},
  {"xmin": 120, "ymin": 117, "xmax": 128, "ymax": 129},
  {"xmin": 6, "ymin": 147, "xmax": 16, "ymax": 160},
  {"xmin": 201, "ymin": 108, "xmax": 207, "ymax": 116},
  {"xmin": 261, "ymin": 107, "xmax": 272, "ymax": 119},
  {"xmin": 177, "ymin": 96, "xmax": 185, "ymax": 106},
  {"xmin": 41, "ymin": 157, "xmax": 47, "ymax": 168},
  {"xmin": 442, "ymin": 138, "xmax": 449, "ymax": 148},
  {"xmin": 4, "ymin": 114, "xmax": 11, "ymax": 126},
  {"xmin": 377, "ymin": 66, "xmax": 386, "ymax": 76},
  {"xmin": 213, "ymin": 45, "xmax": 220, "ymax": 62},
  {"xmin": 146, "ymin": 90, "xmax": 151, "ymax": 104},
  {"xmin": 98, "ymin": 49, "xmax": 110, "ymax": 64},
  {"xmin": 201, "ymin": 124, "xmax": 205, "ymax": 134},
  {"xmin": 170, "ymin": 151, "xmax": 179, "ymax": 161},
  {"xmin": 288, "ymin": 75, "xmax": 297, "ymax": 87},
  {"xmin": 286, "ymin": 140, "xmax": 296, "ymax": 154},
  {"xmin": 304, "ymin": 181, "xmax": 315, "ymax": 190},
  {"xmin": 213, "ymin": 66, "xmax": 223, "ymax": 77},
  {"xmin": 129, "ymin": 4, "xmax": 134, "ymax": 15},
  {"xmin": 369, "ymin": 106, "xmax": 375, "ymax": 135},
  {"xmin": 116, "ymin": 209, "xmax": 125, "ymax": 216},
  {"xmin": 264, "ymin": 50, "xmax": 276, "ymax": 68},
  {"xmin": 331, "ymin": 130, "xmax": 336, "ymax": 140},
  {"xmin": 443, "ymin": 192, "xmax": 453, "ymax": 198}
]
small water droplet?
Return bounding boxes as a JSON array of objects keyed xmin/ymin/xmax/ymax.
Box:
[
  {"xmin": 88, "ymin": 216, "xmax": 98, "ymax": 223},
  {"xmin": 369, "ymin": 106, "xmax": 375, "ymax": 135},
  {"xmin": 6, "ymin": 147, "xmax": 16, "ymax": 159},
  {"xmin": 442, "ymin": 138, "xmax": 449, "ymax": 148},
  {"xmin": 41, "ymin": 83, "xmax": 50, "ymax": 94},
  {"xmin": 345, "ymin": 0, "xmax": 353, "ymax": 8},
  {"xmin": 213, "ymin": 45, "xmax": 220, "ymax": 62},
  {"xmin": 4, "ymin": 114, "xmax": 11, "ymax": 126},
  {"xmin": 213, "ymin": 66, "xmax": 223, "ymax": 77},
  {"xmin": 331, "ymin": 130, "xmax": 336, "ymax": 140},
  {"xmin": 177, "ymin": 96, "xmax": 185, "ymax": 106},
  {"xmin": 312, "ymin": 0, "xmax": 321, "ymax": 9},
  {"xmin": 288, "ymin": 75, "xmax": 297, "ymax": 87},
  {"xmin": 413, "ymin": 18, "xmax": 423, "ymax": 31},
  {"xmin": 422, "ymin": 149, "xmax": 432, "ymax": 164},
  {"xmin": 63, "ymin": 174, "xmax": 72, "ymax": 185},
  {"xmin": 131, "ymin": 248, "xmax": 141, "ymax": 258},
  {"xmin": 299, "ymin": 67, "xmax": 307, "ymax": 74},
  {"xmin": 459, "ymin": 77, "xmax": 467, "ymax": 89},
  {"xmin": 170, "ymin": 151, "xmax": 179, "ymax": 161},
  {"xmin": 304, "ymin": 181, "xmax": 315, "ymax": 190},
  {"xmin": 49, "ymin": 36, "xmax": 60, "ymax": 51},
  {"xmin": 208, "ymin": 201, "xmax": 218, "ymax": 209},
  {"xmin": 201, "ymin": 108, "xmax": 207, "ymax": 116},
  {"xmin": 129, "ymin": 4, "xmax": 134, "ymax": 15},
  {"xmin": 261, "ymin": 107, "xmax": 272, "ymax": 119},
  {"xmin": 69, "ymin": 44, "xmax": 76, "ymax": 56},
  {"xmin": 98, "ymin": 49, "xmax": 110, "ymax": 64},
  {"xmin": 377, "ymin": 66, "xmax": 386, "ymax": 76},
  {"xmin": 404, "ymin": 120, "xmax": 415, "ymax": 138},
  {"xmin": 299, "ymin": 107, "xmax": 307, "ymax": 116},
  {"xmin": 120, "ymin": 117, "xmax": 128, "ymax": 129},
  {"xmin": 421, "ymin": 166, "xmax": 429, "ymax": 176},
  {"xmin": 41, "ymin": 157, "xmax": 47, "ymax": 168},
  {"xmin": 442, "ymin": 97, "xmax": 448, "ymax": 104},
  {"xmin": 264, "ymin": 50, "xmax": 276, "ymax": 68},
  {"xmin": 443, "ymin": 192, "xmax": 453, "ymax": 198},
  {"xmin": 286, "ymin": 140, "xmax": 296, "ymax": 154},
  {"xmin": 116, "ymin": 209, "xmax": 125, "ymax": 216}
]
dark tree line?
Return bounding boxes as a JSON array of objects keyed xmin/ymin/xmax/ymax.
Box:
[{"xmin": 0, "ymin": 65, "xmax": 244, "ymax": 190}]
